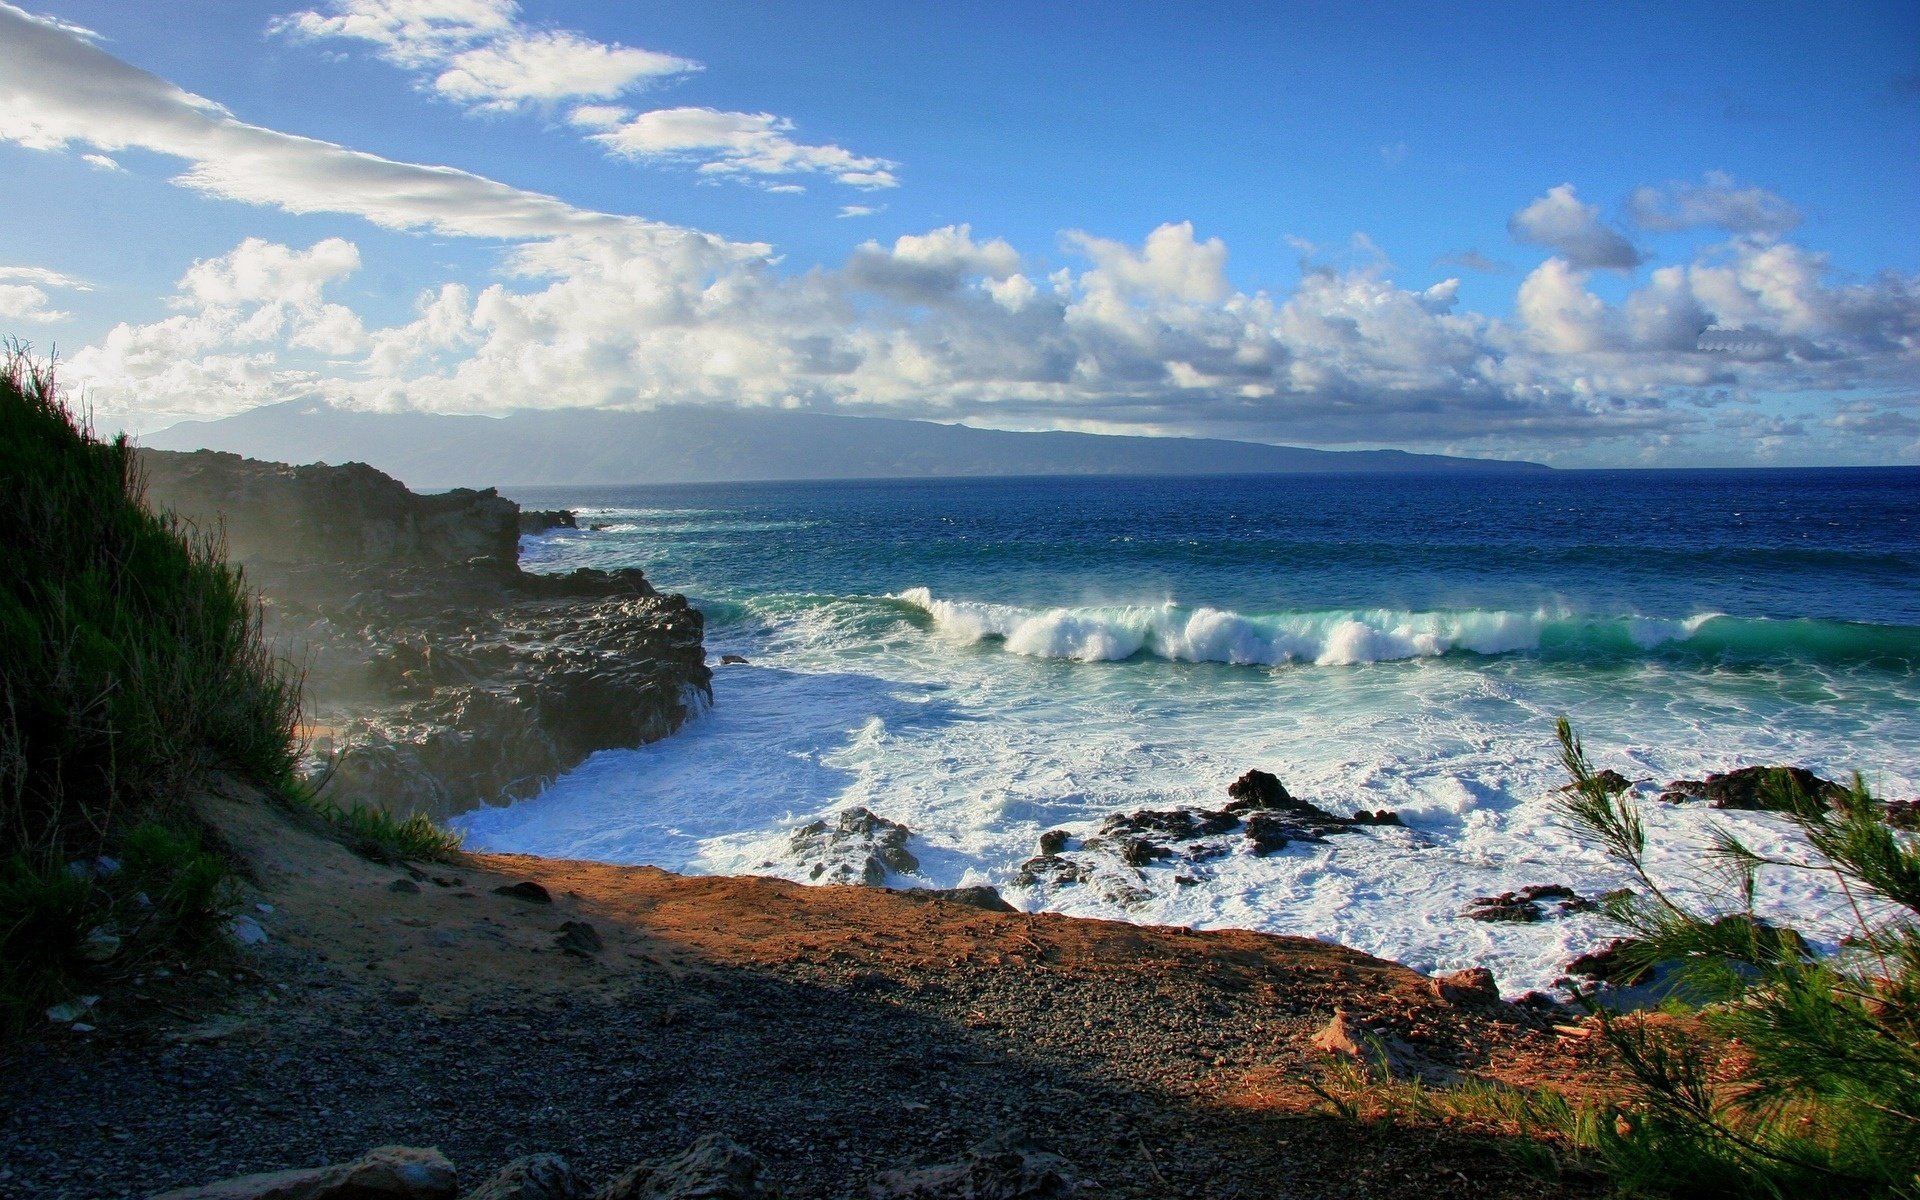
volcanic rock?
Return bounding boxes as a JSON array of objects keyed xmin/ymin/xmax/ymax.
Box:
[
  {"xmin": 789, "ymin": 807, "xmax": 920, "ymax": 886},
  {"xmin": 466, "ymin": 1154, "xmax": 591, "ymax": 1200},
  {"xmin": 868, "ymin": 1131, "xmax": 1075, "ymax": 1199},
  {"xmin": 1659, "ymin": 765, "xmax": 1847, "ymax": 811}
]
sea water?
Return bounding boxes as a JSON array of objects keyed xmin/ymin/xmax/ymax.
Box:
[{"xmin": 456, "ymin": 469, "xmax": 1920, "ymax": 994}]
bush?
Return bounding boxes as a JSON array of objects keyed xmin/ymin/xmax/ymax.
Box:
[
  {"xmin": 301, "ymin": 792, "xmax": 465, "ymax": 864},
  {"xmin": 1554, "ymin": 717, "xmax": 1920, "ymax": 1197}
]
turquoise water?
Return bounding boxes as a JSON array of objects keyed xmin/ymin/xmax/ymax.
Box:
[{"xmin": 458, "ymin": 468, "xmax": 1920, "ymax": 993}]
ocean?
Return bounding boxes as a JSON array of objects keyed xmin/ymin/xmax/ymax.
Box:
[{"xmin": 456, "ymin": 468, "xmax": 1920, "ymax": 995}]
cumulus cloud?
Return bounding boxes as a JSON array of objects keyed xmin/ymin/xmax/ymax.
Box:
[
  {"xmin": 0, "ymin": 264, "xmax": 90, "ymax": 322},
  {"xmin": 273, "ymin": 0, "xmax": 697, "ymax": 111},
  {"xmin": 588, "ymin": 107, "xmax": 900, "ymax": 190},
  {"xmin": 1508, "ymin": 184, "xmax": 1646, "ymax": 271},
  {"xmin": 13, "ymin": 7, "xmax": 1915, "ymax": 460},
  {"xmin": 1627, "ymin": 171, "xmax": 1801, "ymax": 237}
]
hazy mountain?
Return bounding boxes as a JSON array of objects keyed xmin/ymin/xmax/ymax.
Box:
[{"xmin": 143, "ymin": 400, "xmax": 1548, "ymax": 490}]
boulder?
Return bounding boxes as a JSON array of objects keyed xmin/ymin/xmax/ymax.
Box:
[
  {"xmin": 868, "ymin": 1131, "xmax": 1075, "ymax": 1199},
  {"xmin": 893, "ymin": 886, "xmax": 1018, "ymax": 913},
  {"xmin": 1558, "ymin": 769, "xmax": 1634, "ymax": 797},
  {"xmin": 595, "ymin": 1135, "xmax": 776, "ymax": 1200},
  {"xmin": 465, "ymin": 1155, "xmax": 590, "ymax": 1200},
  {"xmin": 1659, "ymin": 765, "xmax": 1846, "ymax": 811},
  {"xmin": 1432, "ymin": 967, "xmax": 1500, "ymax": 1006},
  {"xmin": 1223, "ymin": 769, "xmax": 1293, "ymax": 814},
  {"xmin": 554, "ymin": 920, "xmax": 604, "ymax": 957},
  {"xmin": 1035, "ymin": 829, "xmax": 1070, "ymax": 856},
  {"xmin": 1464, "ymin": 884, "xmax": 1595, "ymax": 923},
  {"xmin": 789, "ymin": 807, "xmax": 919, "ymax": 886},
  {"xmin": 152, "ymin": 1146, "xmax": 455, "ymax": 1200}
]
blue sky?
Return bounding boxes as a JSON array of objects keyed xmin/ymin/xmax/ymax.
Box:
[{"xmin": 1, "ymin": 0, "xmax": 1916, "ymax": 464}]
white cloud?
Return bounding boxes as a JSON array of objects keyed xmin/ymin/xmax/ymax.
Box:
[
  {"xmin": 838, "ymin": 204, "xmax": 883, "ymax": 219},
  {"xmin": 80, "ymin": 151, "xmax": 121, "ymax": 170},
  {"xmin": 273, "ymin": 1, "xmax": 697, "ymax": 111},
  {"xmin": 1627, "ymin": 171, "xmax": 1801, "ymax": 237},
  {"xmin": 589, "ymin": 107, "xmax": 900, "ymax": 190},
  {"xmin": 0, "ymin": 264, "xmax": 91, "ymax": 323},
  {"xmin": 276, "ymin": 2, "xmax": 893, "ymax": 190},
  {"xmin": 1508, "ymin": 184, "xmax": 1646, "ymax": 271}
]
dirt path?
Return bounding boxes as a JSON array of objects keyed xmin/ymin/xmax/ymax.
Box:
[{"xmin": 0, "ymin": 790, "xmax": 1606, "ymax": 1199}]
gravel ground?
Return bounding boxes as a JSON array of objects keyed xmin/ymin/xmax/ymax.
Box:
[{"xmin": 0, "ymin": 799, "xmax": 1605, "ymax": 1200}]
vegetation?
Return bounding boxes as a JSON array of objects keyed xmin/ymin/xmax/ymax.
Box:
[
  {"xmin": 296, "ymin": 788, "xmax": 465, "ymax": 864},
  {"xmin": 1306, "ymin": 722, "xmax": 1919, "ymax": 1197},
  {"xmin": 1554, "ymin": 717, "xmax": 1920, "ymax": 1197},
  {"xmin": 0, "ymin": 349, "xmax": 296, "ymax": 1031}
]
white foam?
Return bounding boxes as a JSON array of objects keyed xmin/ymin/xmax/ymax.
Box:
[{"xmin": 457, "ymin": 587, "xmax": 1920, "ymax": 997}]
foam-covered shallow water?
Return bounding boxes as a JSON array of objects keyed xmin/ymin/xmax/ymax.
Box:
[{"xmin": 458, "ymin": 470, "xmax": 1920, "ymax": 995}]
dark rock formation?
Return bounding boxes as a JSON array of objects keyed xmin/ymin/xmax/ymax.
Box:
[
  {"xmin": 1658, "ymin": 765, "xmax": 1846, "ymax": 811},
  {"xmin": 519, "ymin": 509, "xmax": 578, "ymax": 535},
  {"xmin": 151, "ymin": 1145, "xmax": 456, "ymax": 1200},
  {"xmin": 868, "ymin": 1131, "xmax": 1075, "ymax": 1199},
  {"xmin": 1431, "ymin": 967, "xmax": 1500, "ymax": 1007},
  {"xmin": 892, "ymin": 885, "xmax": 1019, "ymax": 913},
  {"xmin": 1464, "ymin": 884, "xmax": 1601, "ymax": 923},
  {"xmin": 1558, "ymin": 769, "xmax": 1634, "ymax": 797},
  {"xmin": 139, "ymin": 450, "xmax": 710, "ymax": 822},
  {"xmin": 1017, "ymin": 770, "xmax": 1407, "ymax": 899},
  {"xmin": 1887, "ymin": 799, "xmax": 1920, "ymax": 830},
  {"xmin": 596, "ymin": 1135, "xmax": 776, "ymax": 1200},
  {"xmin": 787, "ymin": 807, "xmax": 919, "ymax": 886}
]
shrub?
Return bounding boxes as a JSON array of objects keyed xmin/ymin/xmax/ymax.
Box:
[
  {"xmin": 301, "ymin": 793, "xmax": 465, "ymax": 864},
  {"xmin": 1554, "ymin": 717, "xmax": 1920, "ymax": 1197}
]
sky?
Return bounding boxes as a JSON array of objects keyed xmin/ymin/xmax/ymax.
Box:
[{"xmin": 1, "ymin": 1, "xmax": 1916, "ymax": 466}]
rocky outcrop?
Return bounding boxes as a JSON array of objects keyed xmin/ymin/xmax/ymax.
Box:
[
  {"xmin": 466, "ymin": 1155, "xmax": 591, "ymax": 1200},
  {"xmin": 785, "ymin": 807, "xmax": 919, "ymax": 886},
  {"xmin": 1464, "ymin": 884, "xmax": 1608, "ymax": 923},
  {"xmin": 596, "ymin": 1135, "xmax": 777, "ymax": 1200},
  {"xmin": 142, "ymin": 449, "xmax": 519, "ymax": 568},
  {"xmin": 140, "ymin": 451, "xmax": 710, "ymax": 822},
  {"xmin": 1016, "ymin": 769, "xmax": 1407, "ymax": 906},
  {"xmin": 519, "ymin": 509, "xmax": 578, "ymax": 535},
  {"xmin": 1658, "ymin": 765, "xmax": 1846, "ymax": 810}
]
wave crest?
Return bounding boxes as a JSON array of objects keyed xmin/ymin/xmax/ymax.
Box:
[{"xmin": 890, "ymin": 589, "xmax": 1913, "ymax": 667}]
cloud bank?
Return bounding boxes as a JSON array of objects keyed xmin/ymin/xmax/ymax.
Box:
[{"xmin": 3, "ymin": 4, "xmax": 1916, "ymax": 462}]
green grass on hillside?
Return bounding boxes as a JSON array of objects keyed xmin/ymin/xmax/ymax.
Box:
[{"xmin": 0, "ymin": 349, "xmax": 302, "ymax": 1030}]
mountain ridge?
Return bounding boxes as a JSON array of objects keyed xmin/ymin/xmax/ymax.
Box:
[{"xmin": 143, "ymin": 399, "xmax": 1549, "ymax": 490}]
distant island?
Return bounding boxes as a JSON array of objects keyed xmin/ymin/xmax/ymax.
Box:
[{"xmin": 144, "ymin": 399, "xmax": 1549, "ymax": 489}]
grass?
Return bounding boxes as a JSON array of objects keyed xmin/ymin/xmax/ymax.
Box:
[
  {"xmin": 0, "ymin": 348, "xmax": 294, "ymax": 1032},
  {"xmin": 296, "ymin": 789, "xmax": 465, "ymax": 864}
]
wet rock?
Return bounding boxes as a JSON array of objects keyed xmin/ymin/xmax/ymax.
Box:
[
  {"xmin": 1223, "ymin": 769, "xmax": 1293, "ymax": 814},
  {"xmin": 494, "ymin": 881, "xmax": 553, "ymax": 904},
  {"xmin": 1348, "ymin": 809, "xmax": 1403, "ymax": 826},
  {"xmin": 894, "ymin": 886, "xmax": 1018, "ymax": 913},
  {"xmin": 1465, "ymin": 884, "xmax": 1592, "ymax": 923},
  {"xmin": 1242, "ymin": 813, "xmax": 1291, "ymax": 857},
  {"xmin": 1035, "ymin": 829, "xmax": 1070, "ymax": 856},
  {"xmin": 869, "ymin": 1130, "xmax": 1075, "ymax": 1199},
  {"xmin": 1558, "ymin": 769, "xmax": 1634, "ymax": 796},
  {"xmin": 1432, "ymin": 967, "xmax": 1500, "ymax": 1006},
  {"xmin": 789, "ymin": 807, "xmax": 919, "ymax": 886},
  {"xmin": 1098, "ymin": 808, "xmax": 1239, "ymax": 841},
  {"xmin": 595, "ymin": 1134, "xmax": 776, "ymax": 1200},
  {"xmin": 466, "ymin": 1154, "xmax": 590, "ymax": 1200},
  {"xmin": 1563, "ymin": 938, "xmax": 1649, "ymax": 986},
  {"xmin": 718, "ymin": 654, "xmax": 749, "ymax": 666},
  {"xmin": 152, "ymin": 1145, "xmax": 455, "ymax": 1200},
  {"xmin": 1659, "ymin": 765, "xmax": 1846, "ymax": 811},
  {"xmin": 1014, "ymin": 855, "xmax": 1087, "ymax": 888},
  {"xmin": 1887, "ymin": 799, "xmax": 1920, "ymax": 830},
  {"xmin": 554, "ymin": 920, "xmax": 604, "ymax": 957}
]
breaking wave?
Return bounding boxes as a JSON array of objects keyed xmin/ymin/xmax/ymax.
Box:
[{"xmin": 890, "ymin": 588, "xmax": 1920, "ymax": 667}]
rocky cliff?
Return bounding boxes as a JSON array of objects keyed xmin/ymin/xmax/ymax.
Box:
[{"xmin": 138, "ymin": 449, "xmax": 712, "ymax": 820}]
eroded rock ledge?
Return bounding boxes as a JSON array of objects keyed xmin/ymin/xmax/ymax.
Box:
[{"xmin": 141, "ymin": 449, "xmax": 711, "ymax": 820}]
